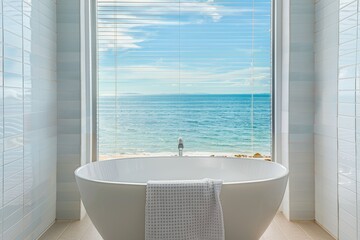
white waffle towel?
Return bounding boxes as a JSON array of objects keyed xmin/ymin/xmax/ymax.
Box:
[{"xmin": 145, "ymin": 178, "xmax": 224, "ymax": 240}]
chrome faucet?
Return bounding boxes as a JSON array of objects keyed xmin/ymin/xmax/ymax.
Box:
[{"xmin": 178, "ymin": 137, "xmax": 184, "ymax": 156}]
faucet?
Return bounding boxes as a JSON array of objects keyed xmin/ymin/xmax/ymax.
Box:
[{"xmin": 178, "ymin": 137, "xmax": 184, "ymax": 156}]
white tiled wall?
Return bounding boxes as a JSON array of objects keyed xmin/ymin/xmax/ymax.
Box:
[
  {"xmin": 337, "ymin": 1, "xmax": 359, "ymax": 239},
  {"xmin": 56, "ymin": 0, "xmax": 83, "ymax": 220},
  {"xmin": 314, "ymin": 0, "xmax": 339, "ymax": 237},
  {"xmin": 281, "ymin": 0, "xmax": 315, "ymax": 221},
  {"xmin": 0, "ymin": 0, "xmax": 57, "ymax": 239}
]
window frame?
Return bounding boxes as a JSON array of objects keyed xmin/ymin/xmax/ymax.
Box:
[{"xmin": 88, "ymin": 0, "xmax": 279, "ymax": 162}]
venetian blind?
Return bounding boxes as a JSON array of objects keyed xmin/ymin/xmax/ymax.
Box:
[{"xmin": 96, "ymin": 0, "xmax": 272, "ymax": 160}]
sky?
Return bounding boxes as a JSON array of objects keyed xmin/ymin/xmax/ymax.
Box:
[{"xmin": 97, "ymin": 0, "xmax": 272, "ymax": 96}]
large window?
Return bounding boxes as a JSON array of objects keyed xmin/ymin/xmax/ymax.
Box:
[{"xmin": 96, "ymin": 0, "xmax": 272, "ymax": 160}]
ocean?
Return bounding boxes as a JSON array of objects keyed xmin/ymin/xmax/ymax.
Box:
[{"xmin": 97, "ymin": 94, "xmax": 272, "ymax": 159}]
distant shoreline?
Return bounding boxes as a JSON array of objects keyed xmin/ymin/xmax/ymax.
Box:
[
  {"xmin": 99, "ymin": 93, "xmax": 272, "ymax": 97},
  {"xmin": 99, "ymin": 152, "xmax": 272, "ymax": 161}
]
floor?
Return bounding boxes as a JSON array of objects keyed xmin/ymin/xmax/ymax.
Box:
[{"xmin": 39, "ymin": 212, "xmax": 335, "ymax": 240}]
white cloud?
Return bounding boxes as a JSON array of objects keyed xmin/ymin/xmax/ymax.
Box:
[
  {"xmin": 98, "ymin": 64, "xmax": 271, "ymax": 95},
  {"xmin": 98, "ymin": 26, "xmax": 146, "ymax": 50},
  {"xmin": 96, "ymin": 1, "xmax": 271, "ymax": 95},
  {"xmin": 97, "ymin": 0, "xmax": 228, "ymax": 22},
  {"xmin": 97, "ymin": 0, "xmax": 254, "ymax": 50}
]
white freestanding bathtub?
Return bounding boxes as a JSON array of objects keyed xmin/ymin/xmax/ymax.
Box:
[{"xmin": 75, "ymin": 157, "xmax": 288, "ymax": 240}]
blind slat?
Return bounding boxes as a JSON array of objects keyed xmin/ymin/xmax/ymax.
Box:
[{"xmin": 96, "ymin": 0, "xmax": 273, "ymax": 158}]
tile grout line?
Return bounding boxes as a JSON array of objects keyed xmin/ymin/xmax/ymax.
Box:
[
  {"xmin": 79, "ymin": 223, "xmax": 98, "ymax": 240},
  {"xmin": 272, "ymin": 215, "xmax": 292, "ymax": 240},
  {"xmin": 295, "ymin": 222, "xmax": 316, "ymax": 240},
  {"xmin": 55, "ymin": 222, "xmax": 72, "ymax": 240},
  {"xmin": 58, "ymin": 216, "xmax": 92, "ymax": 240},
  {"xmin": 315, "ymin": 220, "xmax": 338, "ymax": 239},
  {"xmin": 273, "ymin": 213, "xmax": 328, "ymax": 240}
]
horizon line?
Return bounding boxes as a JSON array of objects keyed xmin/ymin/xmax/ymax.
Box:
[{"xmin": 99, "ymin": 93, "xmax": 271, "ymax": 97}]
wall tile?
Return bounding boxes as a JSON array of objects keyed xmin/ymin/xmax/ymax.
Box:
[
  {"xmin": 314, "ymin": 0, "xmax": 338, "ymax": 236},
  {"xmin": 0, "ymin": 0, "xmax": 57, "ymax": 239},
  {"xmin": 283, "ymin": 0, "xmax": 315, "ymax": 221},
  {"xmin": 56, "ymin": 0, "xmax": 82, "ymax": 220},
  {"xmin": 336, "ymin": 0, "xmax": 360, "ymax": 239}
]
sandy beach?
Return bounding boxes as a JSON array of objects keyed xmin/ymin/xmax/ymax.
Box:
[{"xmin": 99, "ymin": 152, "xmax": 272, "ymax": 161}]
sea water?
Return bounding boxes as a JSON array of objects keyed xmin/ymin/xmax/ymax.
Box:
[{"xmin": 98, "ymin": 94, "xmax": 272, "ymax": 159}]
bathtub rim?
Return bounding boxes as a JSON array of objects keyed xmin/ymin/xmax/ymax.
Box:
[{"xmin": 75, "ymin": 156, "xmax": 289, "ymax": 186}]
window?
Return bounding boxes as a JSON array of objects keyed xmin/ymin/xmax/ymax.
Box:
[{"xmin": 96, "ymin": 0, "xmax": 273, "ymax": 160}]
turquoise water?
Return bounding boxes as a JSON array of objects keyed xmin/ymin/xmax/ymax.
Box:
[{"xmin": 98, "ymin": 94, "xmax": 272, "ymax": 157}]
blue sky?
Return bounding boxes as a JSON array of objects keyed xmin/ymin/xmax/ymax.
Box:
[{"xmin": 97, "ymin": 0, "xmax": 272, "ymax": 96}]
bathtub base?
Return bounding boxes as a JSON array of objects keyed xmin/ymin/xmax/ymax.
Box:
[{"xmin": 75, "ymin": 157, "xmax": 288, "ymax": 240}]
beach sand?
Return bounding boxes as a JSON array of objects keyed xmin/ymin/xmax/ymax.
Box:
[{"xmin": 99, "ymin": 152, "xmax": 272, "ymax": 161}]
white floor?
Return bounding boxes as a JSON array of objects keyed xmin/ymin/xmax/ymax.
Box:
[{"xmin": 39, "ymin": 212, "xmax": 335, "ymax": 240}]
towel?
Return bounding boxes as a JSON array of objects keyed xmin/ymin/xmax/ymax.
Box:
[{"xmin": 145, "ymin": 178, "xmax": 224, "ymax": 240}]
